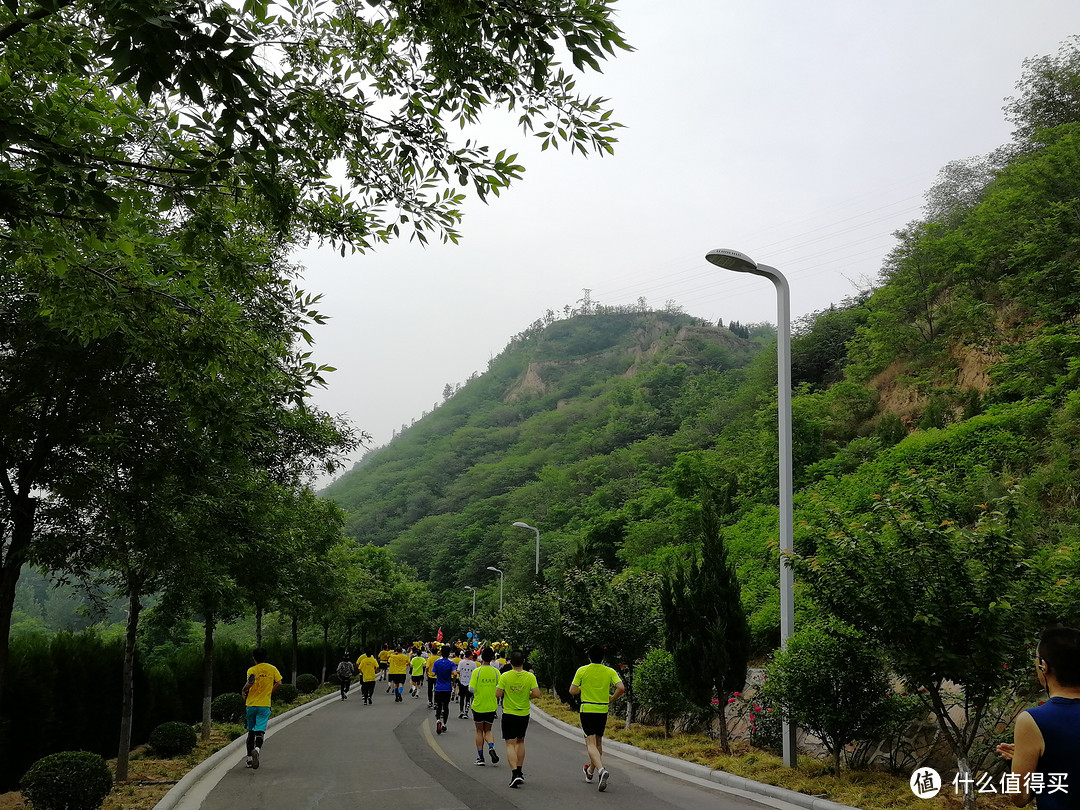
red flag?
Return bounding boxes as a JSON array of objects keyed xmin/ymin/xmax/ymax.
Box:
[{"xmin": 436, "ymin": 627, "xmax": 443, "ymax": 642}]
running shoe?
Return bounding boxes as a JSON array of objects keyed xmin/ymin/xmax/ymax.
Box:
[
  {"xmin": 509, "ymin": 774, "xmax": 524, "ymax": 788},
  {"xmin": 251, "ymin": 747, "xmax": 261, "ymax": 770},
  {"xmin": 583, "ymin": 764, "xmax": 594, "ymax": 782},
  {"xmin": 475, "ymin": 757, "xmax": 485, "ymax": 766},
  {"xmin": 436, "ymin": 720, "xmax": 443, "ymax": 735},
  {"xmin": 488, "ymin": 747, "xmax": 500, "ymax": 764},
  {"xmin": 597, "ymin": 768, "xmax": 609, "ymax": 792},
  {"xmin": 245, "ymin": 756, "xmax": 253, "ymax": 768}
]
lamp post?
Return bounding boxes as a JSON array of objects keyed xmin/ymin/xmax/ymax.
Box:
[
  {"xmin": 486, "ymin": 566, "xmax": 504, "ymax": 611},
  {"xmin": 464, "ymin": 585, "xmax": 476, "ymax": 617},
  {"xmin": 511, "ymin": 521, "xmax": 541, "ymax": 576},
  {"xmin": 705, "ymin": 247, "xmax": 797, "ymax": 769}
]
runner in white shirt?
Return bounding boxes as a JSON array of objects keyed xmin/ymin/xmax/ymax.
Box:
[{"xmin": 456, "ymin": 651, "xmax": 479, "ymax": 718}]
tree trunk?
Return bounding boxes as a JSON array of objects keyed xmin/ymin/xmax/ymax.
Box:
[
  {"xmin": 832, "ymin": 746, "xmax": 842, "ymax": 777},
  {"xmin": 0, "ymin": 490, "xmax": 37, "ymax": 713},
  {"xmin": 200, "ymin": 612, "xmax": 215, "ymax": 741},
  {"xmin": 958, "ymin": 756, "xmax": 975, "ymax": 810},
  {"xmin": 321, "ymin": 620, "xmax": 329, "ymax": 683},
  {"xmin": 255, "ymin": 605, "xmax": 263, "ymax": 647},
  {"xmin": 116, "ymin": 585, "xmax": 143, "ymax": 782},
  {"xmin": 716, "ymin": 704, "xmax": 732, "ymax": 755},
  {"xmin": 291, "ymin": 612, "xmax": 299, "ymax": 684}
]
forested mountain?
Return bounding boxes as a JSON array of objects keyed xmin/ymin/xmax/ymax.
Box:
[{"xmin": 327, "ymin": 38, "xmax": 1080, "ymax": 655}]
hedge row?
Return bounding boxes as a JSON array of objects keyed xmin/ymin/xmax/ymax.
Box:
[{"xmin": 0, "ymin": 632, "xmax": 327, "ymax": 790}]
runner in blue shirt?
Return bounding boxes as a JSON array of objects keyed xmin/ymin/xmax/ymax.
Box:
[{"xmin": 432, "ymin": 645, "xmax": 457, "ymax": 735}]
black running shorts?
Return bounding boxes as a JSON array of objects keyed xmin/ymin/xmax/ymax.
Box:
[
  {"xmin": 580, "ymin": 711, "xmax": 609, "ymax": 737},
  {"xmin": 501, "ymin": 712, "xmax": 530, "ymax": 740}
]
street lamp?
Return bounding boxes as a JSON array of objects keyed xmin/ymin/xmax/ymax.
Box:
[
  {"xmin": 464, "ymin": 585, "xmax": 476, "ymax": 617},
  {"xmin": 486, "ymin": 566, "xmax": 504, "ymax": 611},
  {"xmin": 511, "ymin": 521, "xmax": 541, "ymax": 576},
  {"xmin": 705, "ymin": 247, "xmax": 796, "ymax": 769}
]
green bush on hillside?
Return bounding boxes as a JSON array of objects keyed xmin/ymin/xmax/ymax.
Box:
[
  {"xmin": 295, "ymin": 673, "xmax": 319, "ymax": 694},
  {"xmin": 210, "ymin": 692, "xmax": 246, "ymax": 723},
  {"xmin": 148, "ymin": 721, "xmax": 197, "ymax": 757},
  {"xmin": 20, "ymin": 750, "xmax": 112, "ymax": 810}
]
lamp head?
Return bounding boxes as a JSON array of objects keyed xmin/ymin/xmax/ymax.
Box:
[
  {"xmin": 486, "ymin": 566, "xmax": 501, "ymax": 573},
  {"xmin": 512, "ymin": 522, "xmax": 530, "ymax": 528},
  {"xmin": 464, "ymin": 586, "xmax": 475, "ymax": 591},
  {"xmin": 705, "ymin": 248, "xmax": 757, "ymax": 273}
]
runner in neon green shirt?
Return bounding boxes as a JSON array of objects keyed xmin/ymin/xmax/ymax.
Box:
[
  {"xmin": 569, "ymin": 645, "xmax": 624, "ymax": 792},
  {"xmin": 410, "ymin": 651, "xmax": 426, "ymax": 698},
  {"xmin": 495, "ymin": 650, "xmax": 540, "ymax": 788},
  {"xmin": 469, "ymin": 647, "xmax": 502, "ymax": 767}
]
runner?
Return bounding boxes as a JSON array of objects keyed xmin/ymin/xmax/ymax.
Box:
[
  {"xmin": 469, "ymin": 647, "xmax": 501, "ymax": 767},
  {"xmin": 410, "ymin": 647, "xmax": 426, "ymax": 698},
  {"xmin": 432, "ymin": 644, "xmax": 456, "ymax": 734},
  {"xmin": 335, "ymin": 652, "xmax": 355, "ymax": 701},
  {"xmin": 569, "ymin": 644, "xmax": 625, "ymax": 792},
  {"xmin": 356, "ymin": 648, "xmax": 378, "ymax": 704},
  {"xmin": 496, "ymin": 650, "xmax": 540, "ymax": 788},
  {"xmin": 388, "ymin": 645, "xmax": 411, "ymax": 702},
  {"xmin": 450, "ymin": 648, "xmax": 462, "ymax": 700},
  {"xmin": 242, "ymin": 647, "xmax": 282, "ymax": 771},
  {"xmin": 426, "ymin": 644, "xmax": 439, "ymax": 708},
  {"xmin": 378, "ymin": 643, "xmax": 391, "ymax": 685},
  {"xmin": 457, "ymin": 650, "xmax": 477, "ymax": 718}
]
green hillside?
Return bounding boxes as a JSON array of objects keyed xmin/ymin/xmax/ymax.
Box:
[{"xmin": 327, "ymin": 37, "xmax": 1080, "ymax": 654}]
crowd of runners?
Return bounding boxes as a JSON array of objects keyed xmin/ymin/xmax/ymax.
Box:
[{"xmin": 329, "ymin": 639, "xmax": 624, "ymax": 791}]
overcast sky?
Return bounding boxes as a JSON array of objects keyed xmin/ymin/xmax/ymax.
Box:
[{"xmin": 297, "ymin": 0, "xmax": 1080, "ymax": 480}]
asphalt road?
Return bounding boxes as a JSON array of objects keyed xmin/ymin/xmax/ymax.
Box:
[{"xmin": 191, "ymin": 687, "xmax": 792, "ymax": 810}]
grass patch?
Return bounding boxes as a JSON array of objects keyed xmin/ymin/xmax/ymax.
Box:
[
  {"xmin": 532, "ymin": 693, "xmax": 1015, "ymax": 810},
  {"xmin": 0, "ymin": 685, "xmax": 336, "ymax": 810}
]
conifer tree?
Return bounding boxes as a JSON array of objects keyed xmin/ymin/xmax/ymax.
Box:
[{"xmin": 662, "ymin": 454, "xmax": 750, "ymax": 753}]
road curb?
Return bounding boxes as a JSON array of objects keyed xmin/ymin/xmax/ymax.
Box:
[
  {"xmin": 152, "ymin": 691, "xmax": 340, "ymax": 810},
  {"xmin": 529, "ymin": 704, "xmax": 858, "ymax": 810}
]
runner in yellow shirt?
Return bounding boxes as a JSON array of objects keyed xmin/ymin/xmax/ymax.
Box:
[
  {"xmin": 356, "ymin": 649, "xmax": 378, "ymax": 704},
  {"xmin": 378, "ymin": 644, "xmax": 391, "ymax": 684},
  {"xmin": 388, "ymin": 646, "xmax": 411, "ymax": 702},
  {"xmin": 426, "ymin": 646, "xmax": 439, "ymax": 708},
  {"xmin": 450, "ymin": 651, "xmax": 462, "ymax": 699},
  {"xmin": 243, "ymin": 647, "xmax": 282, "ymax": 771},
  {"xmin": 569, "ymin": 644, "xmax": 625, "ymax": 792}
]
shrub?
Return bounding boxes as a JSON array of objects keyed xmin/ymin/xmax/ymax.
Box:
[
  {"xmin": 274, "ymin": 683, "xmax": 299, "ymax": 704},
  {"xmin": 295, "ymin": 673, "xmax": 319, "ymax": 694},
  {"xmin": 210, "ymin": 692, "xmax": 246, "ymax": 723},
  {"xmin": 761, "ymin": 619, "xmax": 893, "ymax": 775},
  {"xmin": 633, "ymin": 649, "xmax": 691, "ymax": 737},
  {"xmin": 21, "ymin": 750, "xmax": 112, "ymax": 810},
  {"xmin": 148, "ymin": 721, "xmax": 198, "ymax": 757}
]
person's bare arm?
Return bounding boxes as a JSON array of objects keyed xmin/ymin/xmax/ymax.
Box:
[
  {"xmin": 1000, "ymin": 712, "xmax": 1044, "ymax": 807},
  {"xmin": 568, "ymin": 683, "xmax": 581, "ymax": 696},
  {"xmin": 612, "ymin": 680, "xmax": 626, "ymax": 701},
  {"xmin": 529, "ymin": 686, "xmax": 542, "ymax": 698},
  {"xmin": 496, "ymin": 687, "xmax": 505, "ymax": 699}
]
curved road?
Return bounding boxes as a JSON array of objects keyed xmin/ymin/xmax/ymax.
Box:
[{"xmin": 179, "ymin": 689, "xmax": 808, "ymax": 810}]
